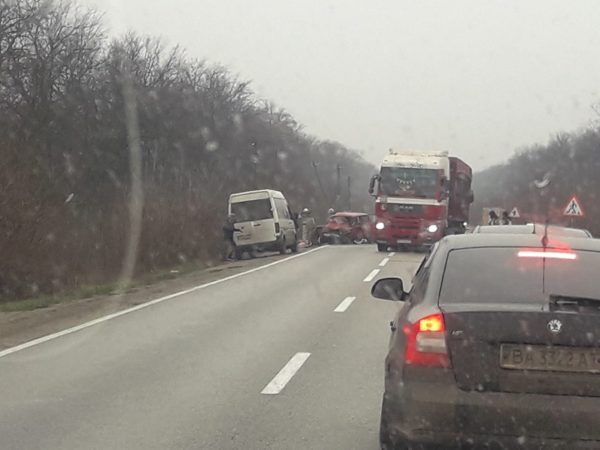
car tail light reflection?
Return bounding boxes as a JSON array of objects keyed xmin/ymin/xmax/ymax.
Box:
[{"xmin": 404, "ymin": 313, "xmax": 450, "ymax": 368}]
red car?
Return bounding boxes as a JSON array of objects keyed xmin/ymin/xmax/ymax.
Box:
[{"xmin": 319, "ymin": 212, "xmax": 373, "ymax": 244}]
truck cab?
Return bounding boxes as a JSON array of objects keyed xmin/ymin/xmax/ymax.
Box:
[{"xmin": 369, "ymin": 150, "xmax": 473, "ymax": 252}]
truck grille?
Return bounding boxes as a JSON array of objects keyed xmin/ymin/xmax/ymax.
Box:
[{"xmin": 391, "ymin": 218, "xmax": 421, "ymax": 237}]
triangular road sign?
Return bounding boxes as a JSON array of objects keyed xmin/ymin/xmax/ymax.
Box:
[
  {"xmin": 509, "ymin": 207, "xmax": 520, "ymax": 218},
  {"xmin": 563, "ymin": 195, "xmax": 585, "ymax": 217}
]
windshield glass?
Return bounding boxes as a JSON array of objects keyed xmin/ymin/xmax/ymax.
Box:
[
  {"xmin": 331, "ymin": 216, "xmax": 350, "ymax": 224},
  {"xmin": 379, "ymin": 167, "xmax": 439, "ymax": 198},
  {"xmin": 231, "ymin": 199, "xmax": 273, "ymax": 222},
  {"xmin": 440, "ymin": 248, "xmax": 600, "ymax": 304},
  {"xmin": 3, "ymin": 0, "xmax": 600, "ymax": 447}
]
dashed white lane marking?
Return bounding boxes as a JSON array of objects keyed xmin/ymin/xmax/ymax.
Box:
[
  {"xmin": 334, "ymin": 296, "xmax": 356, "ymax": 312},
  {"xmin": 388, "ymin": 252, "xmax": 395, "ymax": 257},
  {"xmin": 261, "ymin": 352, "xmax": 311, "ymax": 395},
  {"xmin": 379, "ymin": 257, "xmax": 390, "ymax": 267},
  {"xmin": 363, "ymin": 269, "xmax": 380, "ymax": 282},
  {"xmin": 0, "ymin": 247, "xmax": 328, "ymax": 360}
]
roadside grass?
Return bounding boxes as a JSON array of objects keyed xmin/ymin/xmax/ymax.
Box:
[{"xmin": 0, "ymin": 260, "xmax": 211, "ymax": 313}]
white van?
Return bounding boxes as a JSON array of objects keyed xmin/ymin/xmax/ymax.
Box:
[{"xmin": 228, "ymin": 189, "xmax": 298, "ymax": 255}]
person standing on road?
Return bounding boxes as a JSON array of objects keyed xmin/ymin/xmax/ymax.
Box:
[
  {"xmin": 488, "ymin": 210, "xmax": 500, "ymax": 225},
  {"xmin": 500, "ymin": 211, "xmax": 512, "ymax": 225},
  {"xmin": 301, "ymin": 208, "xmax": 316, "ymax": 245},
  {"xmin": 223, "ymin": 214, "xmax": 242, "ymax": 261}
]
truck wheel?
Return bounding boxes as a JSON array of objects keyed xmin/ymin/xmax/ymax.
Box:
[{"xmin": 377, "ymin": 243, "xmax": 388, "ymax": 252}]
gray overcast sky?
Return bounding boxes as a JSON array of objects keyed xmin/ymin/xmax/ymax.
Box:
[{"xmin": 81, "ymin": 0, "xmax": 600, "ymax": 170}]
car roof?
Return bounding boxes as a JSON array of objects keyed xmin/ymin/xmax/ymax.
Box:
[
  {"xmin": 441, "ymin": 233, "xmax": 600, "ymax": 252},
  {"xmin": 473, "ymin": 224, "xmax": 592, "ymax": 238},
  {"xmin": 474, "ymin": 224, "xmax": 534, "ymax": 234},
  {"xmin": 229, "ymin": 189, "xmax": 283, "ymax": 198}
]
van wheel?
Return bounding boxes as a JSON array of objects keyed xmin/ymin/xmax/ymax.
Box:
[
  {"xmin": 290, "ymin": 241, "xmax": 298, "ymax": 253},
  {"xmin": 377, "ymin": 243, "xmax": 388, "ymax": 252},
  {"xmin": 279, "ymin": 238, "xmax": 287, "ymax": 255}
]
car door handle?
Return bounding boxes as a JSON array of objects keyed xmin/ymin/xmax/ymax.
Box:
[
  {"xmin": 389, "ymin": 321, "xmax": 397, "ymax": 332},
  {"xmin": 253, "ymin": 223, "xmax": 261, "ymax": 227}
]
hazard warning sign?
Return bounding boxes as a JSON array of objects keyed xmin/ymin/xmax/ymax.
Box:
[
  {"xmin": 509, "ymin": 207, "xmax": 520, "ymax": 219},
  {"xmin": 563, "ymin": 195, "xmax": 585, "ymax": 217}
]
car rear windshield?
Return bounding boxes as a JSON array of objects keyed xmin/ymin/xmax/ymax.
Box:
[
  {"xmin": 439, "ymin": 247, "xmax": 600, "ymax": 305},
  {"xmin": 231, "ymin": 199, "xmax": 273, "ymax": 222}
]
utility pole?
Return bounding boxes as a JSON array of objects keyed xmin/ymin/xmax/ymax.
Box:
[
  {"xmin": 312, "ymin": 161, "xmax": 328, "ymax": 204},
  {"xmin": 335, "ymin": 164, "xmax": 342, "ymax": 210},
  {"xmin": 250, "ymin": 141, "xmax": 258, "ymax": 189},
  {"xmin": 347, "ymin": 176, "xmax": 352, "ymax": 210}
]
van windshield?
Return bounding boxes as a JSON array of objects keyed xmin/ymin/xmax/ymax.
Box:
[{"xmin": 231, "ymin": 199, "xmax": 273, "ymax": 222}]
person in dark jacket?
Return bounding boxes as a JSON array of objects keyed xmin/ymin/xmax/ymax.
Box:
[
  {"xmin": 223, "ymin": 214, "xmax": 242, "ymax": 261},
  {"xmin": 500, "ymin": 211, "xmax": 512, "ymax": 225},
  {"xmin": 488, "ymin": 210, "xmax": 500, "ymax": 225}
]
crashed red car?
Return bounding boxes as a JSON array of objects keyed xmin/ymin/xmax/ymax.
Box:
[{"xmin": 319, "ymin": 212, "xmax": 373, "ymax": 244}]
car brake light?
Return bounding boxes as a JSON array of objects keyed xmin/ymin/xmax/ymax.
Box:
[
  {"xmin": 275, "ymin": 223, "xmax": 280, "ymax": 233},
  {"xmin": 419, "ymin": 315, "xmax": 444, "ymax": 332},
  {"xmin": 404, "ymin": 313, "xmax": 450, "ymax": 368},
  {"xmin": 518, "ymin": 250, "xmax": 576, "ymax": 260}
]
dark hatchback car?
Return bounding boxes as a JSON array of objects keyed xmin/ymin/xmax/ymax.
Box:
[{"xmin": 373, "ymin": 233, "xmax": 600, "ymax": 449}]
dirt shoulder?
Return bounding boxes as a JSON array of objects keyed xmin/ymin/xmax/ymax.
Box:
[{"xmin": 0, "ymin": 253, "xmax": 286, "ymax": 351}]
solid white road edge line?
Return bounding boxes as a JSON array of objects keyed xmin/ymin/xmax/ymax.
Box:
[
  {"xmin": 363, "ymin": 269, "xmax": 380, "ymax": 282},
  {"xmin": 261, "ymin": 352, "xmax": 311, "ymax": 395},
  {"xmin": 0, "ymin": 247, "xmax": 328, "ymax": 360},
  {"xmin": 388, "ymin": 252, "xmax": 395, "ymax": 257},
  {"xmin": 379, "ymin": 257, "xmax": 390, "ymax": 267},
  {"xmin": 334, "ymin": 296, "xmax": 356, "ymax": 313}
]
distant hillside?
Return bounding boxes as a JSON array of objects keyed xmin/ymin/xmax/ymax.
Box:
[
  {"xmin": 472, "ymin": 126, "xmax": 600, "ymax": 235},
  {"xmin": 0, "ymin": 0, "xmax": 375, "ymax": 300}
]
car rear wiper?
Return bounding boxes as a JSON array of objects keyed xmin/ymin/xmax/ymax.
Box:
[{"xmin": 549, "ymin": 295, "xmax": 600, "ymax": 313}]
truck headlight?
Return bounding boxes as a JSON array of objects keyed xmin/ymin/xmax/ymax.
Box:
[
  {"xmin": 375, "ymin": 222, "xmax": 385, "ymax": 230},
  {"xmin": 427, "ymin": 224, "xmax": 439, "ymax": 233}
]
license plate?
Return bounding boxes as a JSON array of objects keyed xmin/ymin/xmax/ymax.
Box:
[
  {"xmin": 500, "ymin": 344, "xmax": 600, "ymax": 373},
  {"xmin": 396, "ymin": 239, "xmax": 411, "ymax": 244},
  {"xmin": 237, "ymin": 234, "xmax": 251, "ymax": 241}
]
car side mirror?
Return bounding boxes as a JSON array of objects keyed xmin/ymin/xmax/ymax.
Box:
[
  {"xmin": 368, "ymin": 174, "xmax": 380, "ymax": 196},
  {"xmin": 467, "ymin": 189, "xmax": 474, "ymax": 204},
  {"xmin": 371, "ymin": 277, "xmax": 406, "ymax": 301}
]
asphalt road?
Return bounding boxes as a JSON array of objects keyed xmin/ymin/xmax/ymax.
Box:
[{"xmin": 0, "ymin": 245, "xmax": 424, "ymax": 450}]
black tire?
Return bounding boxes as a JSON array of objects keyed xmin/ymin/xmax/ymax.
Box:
[
  {"xmin": 290, "ymin": 240, "xmax": 298, "ymax": 253},
  {"xmin": 353, "ymin": 232, "xmax": 365, "ymax": 245},
  {"xmin": 377, "ymin": 243, "xmax": 388, "ymax": 252}
]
